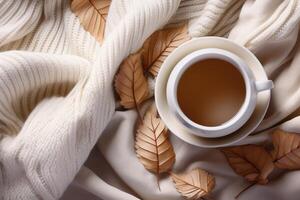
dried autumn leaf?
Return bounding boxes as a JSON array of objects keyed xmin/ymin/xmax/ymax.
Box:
[
  {"xmin": 272, "ymin": 129, "xmax": 300, "ymax": 170},
  {"xmin": 222, "ymin": 145, "xmax": 274, "ymax": 184},
  {"xmin": 135, "ymin": 104, "xmax": 175, "ymax": 189},
  {"xmin": 142, "ymin": 23, "xmax": 190, "ymax": 76},
  {"xmin": 170, "ymin": 168, "xmax": 215, "ymax": 200},
  {"xmin": 114, "ymin": 53, "xmax": 149, "ymax": 119},
  {"xmin": 71, "ymin": 0, "xmax": 111, "ymax": 44}
]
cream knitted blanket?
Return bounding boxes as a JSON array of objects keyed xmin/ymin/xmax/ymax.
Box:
[{"xmin": 1, "ymin": 0, "xmax": 300, "ymax": 200}]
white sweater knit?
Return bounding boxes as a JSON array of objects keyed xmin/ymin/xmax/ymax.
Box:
[
  {"xmin": 0, "ymin": 0, "xmax": 180, "ymax": 199},
  {"xmin": 1, "ymin": 0, "xmax": 300, "ymax": 200}
]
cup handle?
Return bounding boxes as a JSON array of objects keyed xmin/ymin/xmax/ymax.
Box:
[{"xmin": 255, "ymin": 80, "xmax": 274, "ymax": 92}]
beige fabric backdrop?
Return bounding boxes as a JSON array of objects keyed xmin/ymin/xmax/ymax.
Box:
[
  {"xmin": 0, "ymin": 0, "xmax": 300, "ymax": 199},
  {"xmin": 64, "ymin": 0, "xmax": 300, "ymax": 200}
]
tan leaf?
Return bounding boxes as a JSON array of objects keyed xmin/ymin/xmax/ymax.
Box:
[
  {"xmin": 222, "ymin": 145, "xmax": 274, "ymax": 184},
  {"xmin": 170, "ymin": 168, "xmax": 215, "ymax": 200},
  {"xmin": 142, "ymin": 23, "xmax": 190, "ymax": 76},
  {"xmin": 71, "ymin": 0, "xmax": 111, "ymax": 44},
  {"xmin": 114, "ymin": 53, "xmax": 149, "ymax": 113},
  {"xmin": 135, "ymin": 104, "xmax": 175, "ymax": 188},
  {"xmin": 272, "ymin": 129, "xmax": 300, "ymax": 170}
]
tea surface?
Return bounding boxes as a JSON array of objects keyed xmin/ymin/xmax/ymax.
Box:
[{"xmin": 177, "ymin": 59, "xmax": 246, "ymax": 126}]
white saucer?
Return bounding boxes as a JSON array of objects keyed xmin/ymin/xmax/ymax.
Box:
[{"xmin": 155, "ymin": 37, "xmax": 271, "ymax": 148}]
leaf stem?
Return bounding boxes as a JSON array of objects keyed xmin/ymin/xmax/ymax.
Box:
[
  {"xmin": 156, "ymin": 173, "xmax": 161, "ymax": 191},
  {"xmin": 131, "ymin": 68, "xmax": 143, "ymax": 124},
  {"xmin": 235, "ymin": 182, "xmax": 256, "ymax": 199},
  {"xmin": 151, "ymin": 114, "xmax": 161, "ymax": 192},
  {"xmin": 135, "ymin": 102, "xmax": 143, "ymax": 124},
  {"xmin": 88, "ymin": 0, "xmax": 107, "ymax": 22}
]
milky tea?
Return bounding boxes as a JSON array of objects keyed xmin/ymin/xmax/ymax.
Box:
[{"xmin": 176, "ymin": 59, "xmax": 246, "ymax": 126}]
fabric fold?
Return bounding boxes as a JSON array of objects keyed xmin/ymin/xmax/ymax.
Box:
[
  {"xmin": 0, "ymin": 0, "xmax": 181, "ymax": 199},
  {"xmin": 1, "ymin": 0, "xmax": 300, "ymax": 200}
]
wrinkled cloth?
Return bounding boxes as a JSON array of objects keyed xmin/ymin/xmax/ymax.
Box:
[{"xmin": 1, "ymin": 0, "xmax": 300, "ymax": 200}]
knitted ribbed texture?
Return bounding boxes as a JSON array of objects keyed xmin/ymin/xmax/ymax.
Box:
[
  {"xmin": 229, "ymin": 0, "xmax": 300, "ymax": 49},
  {"xmin": 188, "ymin": 0, "xmax": 241, "ymax": 36},
  {"xmin": 0, "ymin": 0, "xmax": 180, "ymax": 199},
  {"xmin": 1, "ymin": 0, "xmax": 300, "ymax": 199}
]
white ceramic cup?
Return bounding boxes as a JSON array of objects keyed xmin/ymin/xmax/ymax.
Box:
[{"xmin": 166, "ymin": 48, "xmax": 273, "ymax": 138}]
